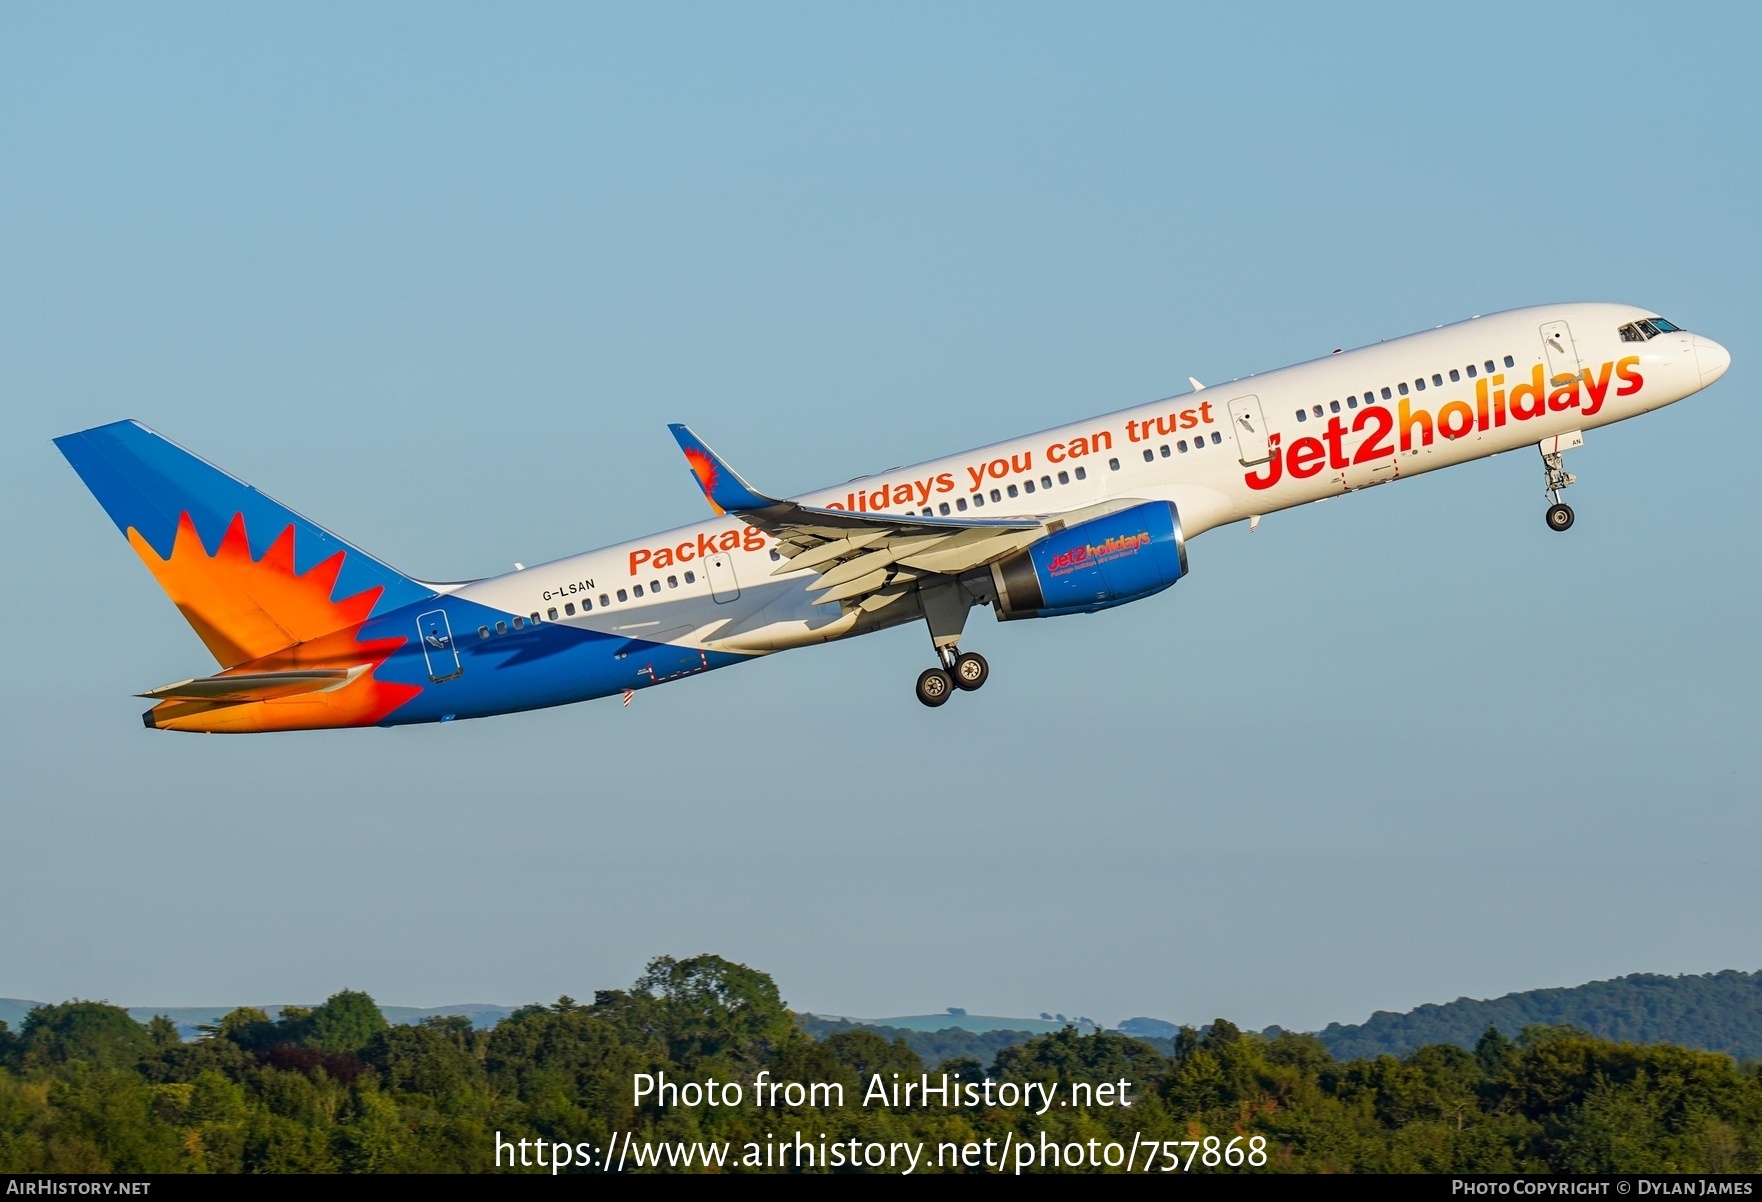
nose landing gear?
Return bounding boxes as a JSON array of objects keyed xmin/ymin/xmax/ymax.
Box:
[{"xmin": 1539, "ymin": 433, "xmax": 1583, "ymax": 533}]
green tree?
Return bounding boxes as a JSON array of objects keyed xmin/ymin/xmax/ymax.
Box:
[
  {"xmin": 18, "ymin": 1003, "xmax": 153, "ymax": 1071},
  {"xmin": 625, "ymin": 954, "xmax": 794, "ymax": 1068},
  {"xmin": 306, "ymin": 991, "xmax": 387, "ymax": 1053}
]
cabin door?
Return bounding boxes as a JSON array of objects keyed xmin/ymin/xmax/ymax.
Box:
[
  {"xmin": 705, "ymin": 551, "xmax": 741, "ymax": 604},
  {"xmin": 1227, "ymin": 395, "xmax": 1271, "ymax": 465},
  {"xmin": 1540, "ymin": 321, "xmax": 1584, "ymax": 387},
  {"xmin": 417, "ymin": 609, "xmax": 462, "ymax": 682}
]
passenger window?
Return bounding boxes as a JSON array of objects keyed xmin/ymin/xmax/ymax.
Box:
[
  {"xmin": 956, "ymin": 497, "xmax": 967, "ymax": 511},
  {"xmin": 583, "ymin": 597, "xmax": 593, "ymax": 611},
  {"xmin": 1296, "ymin": 409, "xmax": 1307, "ymax": 422},
  {"xmin": 1381, "ymin": 387, "xmax": 1392, "ymax": 399},
  {"xmin": 990, "ymin": 488, "xmax": 1002, "ymax": 501},
  {"xmin": 1398, "ymin": 382, "xmax": 1409, "ymax": 396},
  {"xmin": 1466, "ymin": 364, "xmax": 1477, "ymax": 378},
  {"xmin": 1007, "ymin": 483, "xmax": 1019, "ymax": 497},
  {"xmin": 1312, "ymin": 405, "xmax": 1323, "ymax": 418},
  {"xmin": 1109, "ymin": 458, "xmax": 1120, "ymax": 470},
  {"xmin": 564, "ymin": 603, "xmax": 575, "ymax": 616},
  {"xmin": 1449, "ymin": 369, "xmax": 1460, "ymax": 382},
  {"xmin": 1432, "ymin": 373, "xmax": 1443, "ymax": 387},
  {"xmin": 496, "ymin": 620, "xmax": 507, "ymax": 634},
  {"xmin": 1142, "ymin": 449, "xmax": 1154, "ymax": 462},
  {"xmin": 938, "ymin": 502, "xmax": 950, "ymax": 515},
  {"xmin": 769, "ymin": 549, "xmax": 781, "ymax": 561},
  {"xmin": 922, "ymin": 507, "xmax": 932, "ymax": 515},
  {"xmin": 632, "ymin": 584, "xmax": 643, "ymax": 597},
  {"xmin": 1040, "ymin": 475, "xmax": 1051, "ymax": 489},
  {"xmin": 973, "ymin": 493, "xmax": 984, "ymax": 507},
  {"xmin": 1484, "ymin": 360, "xmax": 1495, "ymax": 373},
  {"xmin": 1414, "ymin": 378, "xmax": 1425, "ymax": 391},
  {"xmin": 668, "ymin": 575, "xmax": 678, "ymax": 588},
  {"xmin": 1503, "ymin": 355, "xmax": 1515, "ymax": 367},
  {"xmin": 1023, "ymin": 479, "xmax": 1035, "ymax": 494},
  {"xmin": 1074, "ymin": 466, "xmax": 1086, "ymax": 480},
  {"xmin": 650, "ymin": 580, "xmax": 659, "ymax": 593},
  {"xmin": 616, "ymin": 589, "xmax": 627, "ymax": 602},
  {"xmin": 512, "ymin": 616, "xmax": 524, "ymax": 630},
  {"xmin": 599, "ymin": 593, "xmax": 610, "ymax": 606},
  {"xmin": 547, "ymin": 607, "xmax": 558, "ymax": 620},
  {"xmin": 1347, "ymin": 395, "xmax": 1358, "ymax": 408},
  {"xmin": 1211, "ymin": 431, "xmax": 1221, "ymax": 444},
  {"xmin": 1157, "ymin": 447, "xmax": 1167, "ymax": 460},
  {"xmin": 1178, "ymin": 440, "xmax": 1188, "ymax": 452},
  {"xmin": 1330, "ymin": 400, "xmax": 1340, "ymax": 413},
  {"xmin": 478, "ymin": 625, "xmax": 490, "ymax": 639},
  {"xmin": 1059, "ymin": 469, "xmax": 1071, "ymax": 482},
  {"xmin": 683, "ymin": 572, "xmax": 695, "ymax": 584}
]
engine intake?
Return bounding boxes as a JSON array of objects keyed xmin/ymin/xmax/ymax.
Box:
[{"xmin": 990, "ymin": 500, "xmax": 1186, "ymax": 620}]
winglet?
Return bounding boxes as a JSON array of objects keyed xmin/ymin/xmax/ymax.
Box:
[{"xmin": 667, "ymin": 424, "xmax": 777, "ymax": 516}]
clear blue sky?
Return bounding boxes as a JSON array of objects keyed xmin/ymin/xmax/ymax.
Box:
[{"xmin": 2, "ymin": 3, "xmax": 1757, "ymax": 1031}]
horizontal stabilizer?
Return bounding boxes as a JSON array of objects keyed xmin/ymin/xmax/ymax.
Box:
[{"xmin": 138, "ymin": 669, "xmax": 355, "ymax": 703}]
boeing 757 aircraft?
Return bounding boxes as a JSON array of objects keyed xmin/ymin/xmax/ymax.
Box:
[{"xmin": 57, "ymin": 303, "xmax": 1730, "ymax": 731}]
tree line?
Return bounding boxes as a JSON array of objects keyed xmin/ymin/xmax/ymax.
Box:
[{"xmin": 1, "ymin": 954, "xmax": 1758, "ymax": 1173}]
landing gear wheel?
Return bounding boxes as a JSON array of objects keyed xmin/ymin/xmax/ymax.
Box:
[
  {"xmin": 1546, "ymin": 503, "xmax": 1575, "ymax": 532},
  {"xmin": 915, "ymin": 668, "xmax": 954, "ymax": 707},
  {"xmin": 953, "ymin": 651, "xmax": 989, "ymax": 691}
]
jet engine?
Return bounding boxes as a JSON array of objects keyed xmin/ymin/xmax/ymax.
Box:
[{"xmin": 989, "ymin": 500, "xmax": 1186, "ymax": 620}]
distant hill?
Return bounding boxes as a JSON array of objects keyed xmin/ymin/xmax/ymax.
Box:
[
  {"xmin": 0, "ymin": 1000, "xmax": 516, "ymax": 1041},
  {"xmin": 10, "ymin": 970, "xmax": 1758, "ymax": 1062},
  {"xmin": 1315, "ymin": 970, "xmax": 1762, "ymax": 1062},
  {"xmin": 795, "ymin": 1014, "xmax": 1051, "ymax": 1067},
  {"xmin": 860, "ymin": 1013, "xmax": 1094, "ymax": 1035}
]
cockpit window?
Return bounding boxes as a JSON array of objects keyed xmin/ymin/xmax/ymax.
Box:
[{"xmin": 1619, "ymin": 318, "xmax": 1683, "ymax": 342}]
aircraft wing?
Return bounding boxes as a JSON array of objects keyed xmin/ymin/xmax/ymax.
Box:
[{"xmin": 668, "ymin": 424, "xmax": 1047, "ymax": 612}]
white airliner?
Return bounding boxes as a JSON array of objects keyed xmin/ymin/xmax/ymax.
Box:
[{"xmin": 56, "ymin": 303, "xmax": 1730, "ymax": 731}]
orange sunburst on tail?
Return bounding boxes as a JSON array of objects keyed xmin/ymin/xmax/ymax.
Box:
[
  {"xmin": 128, "ymin": 512, "xmax": 419, "ymax": 732},
  {"xmin": 682, "ymin": 448, "xmax": 726, "ymax": 515}
]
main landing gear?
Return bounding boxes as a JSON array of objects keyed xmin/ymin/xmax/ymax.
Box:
[
  {"xmin": 914, "ymin": 582, "xmax": 990, "ymax": 707},
  {"xmin": 916, "ymin": 647, "xmax": 989, "ymax": 708}
]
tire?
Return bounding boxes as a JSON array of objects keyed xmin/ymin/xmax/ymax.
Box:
[
  {"xmin": 915, "ymin": 668, "xmax": 954, "ymax": 707},
  {"xmin": 953, "ymin": 651, "xmax": 989, "ymax": 691},
  {"xmin": 1546, "ymin": 503, "xmax": 1575, "ymax": 532}
]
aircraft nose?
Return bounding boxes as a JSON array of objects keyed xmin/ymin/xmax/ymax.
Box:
[{"xmin": 1693, "ymin": 335, "xmax": 1731, "ymax": 385}]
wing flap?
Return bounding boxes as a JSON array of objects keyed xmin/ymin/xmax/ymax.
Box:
[{"xmin": 666, "ymin": 422, "xmax": 1046, "ymax": 611}]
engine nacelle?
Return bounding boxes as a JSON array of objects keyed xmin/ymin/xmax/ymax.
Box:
[{"xmin": 989, "ymin": 500, "xmax": 1186, "ymax": 620}]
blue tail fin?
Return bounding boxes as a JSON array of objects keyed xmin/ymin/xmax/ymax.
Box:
[{"xmin": 55, "ymin": 420, "xmax": 433, "ymax": 665}]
